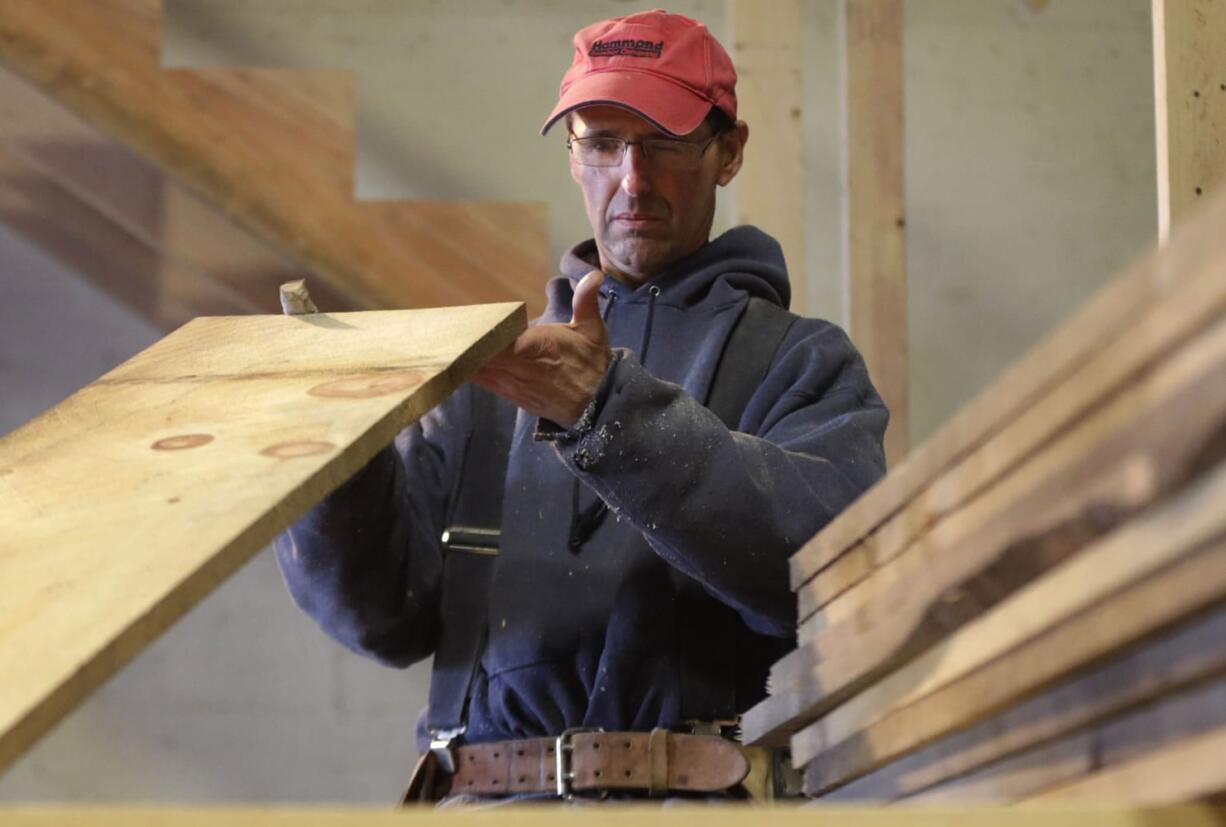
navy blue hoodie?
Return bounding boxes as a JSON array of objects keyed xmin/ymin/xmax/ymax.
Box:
[{"xmin": 274, "ymin": 226, "xmax": 888, "ymax": 744}]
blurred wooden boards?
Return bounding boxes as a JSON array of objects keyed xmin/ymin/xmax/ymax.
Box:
[
  {"xmin": 744, "ymin": 189, "xmax": 1226, "ymax": 805},
  {"xmin": 744, "ymin": 187, "xmax": 1226, "ymax": 750},
  {"xmin": 0, "ymin": 302, "xmax": 525, "ymax": 774},
  {"xmin": 0, "ymin": 0, "xmax": 548, "ymax": 315},
  {"xmin": 0, "ymin": 62, "xmax": 352, "ymax": 330}
]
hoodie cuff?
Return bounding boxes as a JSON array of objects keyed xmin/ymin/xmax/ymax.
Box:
[{"xmin": 534, "ymin": 349, "xmax": 625, "ymax": 444}]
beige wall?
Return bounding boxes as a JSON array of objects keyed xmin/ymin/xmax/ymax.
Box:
[{"xmin": 0, "ymin": 0, "xmax": 1157, "ymax": 803}]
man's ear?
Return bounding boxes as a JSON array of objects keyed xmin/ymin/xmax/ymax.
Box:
[{"xmin": 716, "ymin": 120, "xmax": 749, "ymax": 187}]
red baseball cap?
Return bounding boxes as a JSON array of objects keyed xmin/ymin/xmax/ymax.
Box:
[{"xmin": 541, "ymin": 9, "xmax": 738, "ymax": 138}]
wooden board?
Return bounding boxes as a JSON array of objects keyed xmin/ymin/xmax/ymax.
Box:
[
  {"xmin": 745, "ymin": 316, "xmax": 1226, "ymax": 747},
  {"xmin": 1030, "ymin": 723, "xmax": 1226, "ymax": 805},
  {"xmin": 0, "ymin": 0, "xmax": 548, "ymax": 315},
  {"xmin": 796, "ymin": 463, "xmax": 1226, "ymax": 790},
  {"xmin": 794, "ymin": 197, "xmax": 1226, "ymax": 625},
  {"xmin": 824, "ymin": 605, "xmax": 1226, "ymax": 801},
  {"xmin": 788, "ymin": 187, "xmax": 1226, "ymax": 593},
  {"xmin": 843, "ymin": 0, "xmax": 908, "ymax": 464},
  {"xmin": 0, "ymin": 302, "xmax": 525, "ymax": 774},
  {"xmin": 0, "ymin": 807, "xmax": 1223, "ymax": 827},
  {"xmin": 730, "ymin": 0, "xmax": 807, "ymax": 316},
  {"xmin": 908, "ymin": 676, "xmax": 1226, "ymax": 803},
  {"xmin": 1154, "ymin": 0, "xmax": 1226, "ymax": 241}
]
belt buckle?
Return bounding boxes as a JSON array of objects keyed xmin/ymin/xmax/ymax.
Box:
[{"xmin": 555, "ymin": 726, "xmax": 605, "ymax": 800}]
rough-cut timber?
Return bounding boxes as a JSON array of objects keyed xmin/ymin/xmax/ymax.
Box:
[
  {"xmin": 0, "ymin": 0, "xmax": 548, "ymax": 314},
  {"xmin": 823, "ymin": 605, "xmax": 1226, "ymax": 801},
  {"xmin": 0, "ymin": 302, "xmax": 525, "ymax": 774},
  {"xmin": 908, "ymin": 676, "xmax": 1226, "ymax": 803},
  {"xmin": 797, "ymin": 461, "xmax": 1226, "ymax": 790}
]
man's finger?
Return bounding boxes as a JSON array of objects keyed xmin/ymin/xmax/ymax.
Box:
[{"xmin": 570, "ymin": 269, "xmax": 606, "ymax": 331}]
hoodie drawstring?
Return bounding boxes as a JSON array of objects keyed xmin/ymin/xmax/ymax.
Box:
[{"xmin": 568, "ymin": 285, "xmax": 658, "ymax": 553}]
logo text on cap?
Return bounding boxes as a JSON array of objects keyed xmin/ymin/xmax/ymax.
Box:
[{"xmin": 589, "ymin": 39, "xmax": 664, "ymax": 59}]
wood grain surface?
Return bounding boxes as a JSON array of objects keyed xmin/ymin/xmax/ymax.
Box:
[
  {"xmin": 797, "ymin": 460, "xmax": 1226, "ymax": 790},
  {"xmin": 824, "ymin": 605, "xmax": 1226, "ymax": 801},
  {"xmin": 0, "ymin": 302, "xmax": 525, "ymax": 774},
  {"xmin": 909, "ymin": 676, "xmax": 1226, "ymax": 803}
]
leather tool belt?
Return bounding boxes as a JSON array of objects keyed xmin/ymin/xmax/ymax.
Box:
[{"xmin": 440, "ymin": 727, "xmax": 750, "ymax": 799}]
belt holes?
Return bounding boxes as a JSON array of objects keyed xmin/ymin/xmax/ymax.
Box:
[
  {"xmin": 594, "ymin": 742, "xmax": 601, "ymax": 750},
  {"xmin": 547, "ymin": 773, "xmax": 555, "ymax": 781},
  {"xmin": 492, "ymin": 779, "xmax": 500, "ymax": 785},
  {"xmin": 624, "ymin": 770, "xmax": 632, "ymax": 778},
  {"xmin": 518, "ymin": 776, "xmax": 526, "ymax": 783},
  {"xmin": 624, "ymin": 740, "xmax": 632, "ymax": 749},
  {"xmin": 594, "ymin": 770, "xmax": 602, "ymax": 778},
  {"xmin": 516, "ymin": 749, "xmax": 525, "ymax": 757},
  {"xmin": 493, "ymin": 752, "xmax": 500, "ymax": 759},
  {"xmin": 467, "ymin": 755, "xmax": 475, "ymax": 762},
  {"xmin": 547, "ymin": 746, "xmax": 555, "ymax": 754},
  {"xmin": 467, "ymin": 780, "xmax": 474, "ymax": 786}
]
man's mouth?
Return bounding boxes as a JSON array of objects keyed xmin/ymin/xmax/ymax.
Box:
[{"xmin": 613, "ymin": 213, "xmax": 664, "ymax": 228}]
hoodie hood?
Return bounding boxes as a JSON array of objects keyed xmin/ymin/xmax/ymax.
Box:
[{"xmin": 543, "ymin": 225, "xmax": 791, "ymax": 322}]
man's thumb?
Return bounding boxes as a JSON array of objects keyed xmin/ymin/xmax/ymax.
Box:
[{"xmin": 570, "ymin": 270, "xmax": 606, "ymax": 330}]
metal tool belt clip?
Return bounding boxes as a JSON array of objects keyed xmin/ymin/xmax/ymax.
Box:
[{"xmin": 428, "ymin": 726, "xmax": 465, "ymax": 775}]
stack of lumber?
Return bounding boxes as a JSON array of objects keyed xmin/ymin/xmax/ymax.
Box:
[{"xmin": 741, "ymin": 189, "xmax": 1226, "ymax": 805}]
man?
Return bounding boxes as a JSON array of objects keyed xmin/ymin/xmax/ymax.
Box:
[{"xmin": 276, "ymin": 9, "xmax": 887, "ymax": 802}]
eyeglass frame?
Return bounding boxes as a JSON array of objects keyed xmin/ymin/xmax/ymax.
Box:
[{"xmin": 566, "ymin": 130, "xmax": 724, "ymax": 170}]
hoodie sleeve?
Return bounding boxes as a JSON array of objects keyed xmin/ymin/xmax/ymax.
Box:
[
  {"xmin": 544, "ymin": 319, "xmax": 888, "ymax": 638},
  {"xmin": 272, "ymin": 387, "xmax": 477, "ymax": 667}
]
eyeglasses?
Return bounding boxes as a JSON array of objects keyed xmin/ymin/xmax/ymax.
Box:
[{"xmin": 567, "ymin": 133, "xmax": 720, "ymax": 171}]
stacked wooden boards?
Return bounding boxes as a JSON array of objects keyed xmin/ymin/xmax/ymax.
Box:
[
  {"xmin": 0, "ymin": 302, "xmax": 525, "ymax": 775},
  {"xmin": 742, "ymin": 187, "xmax": 1226, "ymax": 804}
]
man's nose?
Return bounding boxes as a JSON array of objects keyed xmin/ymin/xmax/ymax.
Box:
[{"xmin": 619, "ymin": 143, "xmax": 652, "ymax": 196}]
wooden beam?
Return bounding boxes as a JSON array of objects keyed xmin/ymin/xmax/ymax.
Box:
[
  {"xmin": 824, "ymin": 605, "xmax": 1226, "ymax": 801},
  {"xmin": 0, "ymin": 302, "xmax": 525, "ymax": 774},
  {"xmin": 1154, "ymin": 0, "xmax": 1226, "ymax": 241},
  {"xmin": 842, "ymin": 0, "xmax": 908, "ymax": 463},
  {"xmin": 0, "ymin": 0, "xmax": 548, "ymax": 315},
  {"xmin": 728, "ymin": 0, "xmax": 807, "ymax": 315},
  {"xmin": 796, "ymin": 460, "xmax": 1226, "ymax": 790}
]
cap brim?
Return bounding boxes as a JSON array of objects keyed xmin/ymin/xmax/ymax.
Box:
[{"xmin": 540, "ymin": 70, "xmax": 712, "ymax": 137}]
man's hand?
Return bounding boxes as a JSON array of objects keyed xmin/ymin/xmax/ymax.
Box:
[{"xmin": 473, "ymin": 270, "xmax": 612, "ymax": 428}]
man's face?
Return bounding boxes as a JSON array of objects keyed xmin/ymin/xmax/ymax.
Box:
[{"xmin": 568, "ymin": 106, "xmax": 747, "ymax": 287}]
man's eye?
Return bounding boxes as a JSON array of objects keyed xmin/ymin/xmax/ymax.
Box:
[{"xmin": 588, "ymin": 139, "xmax": 622, "ymax": 153}]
